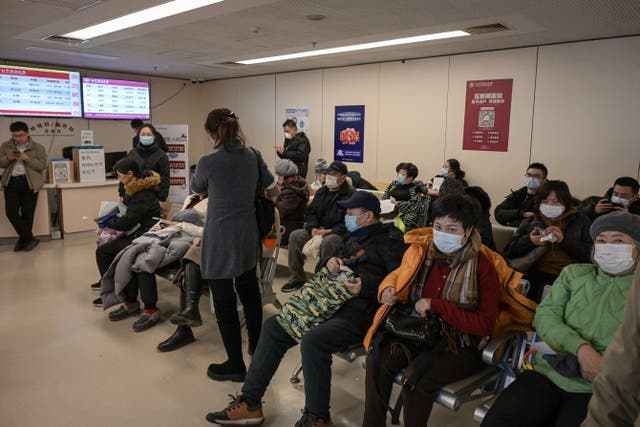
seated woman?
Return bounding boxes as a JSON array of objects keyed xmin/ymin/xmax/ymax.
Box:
[
  {"xmin": 504, "ymin": 180, "xmax": 592, "ymax": 302},
  {"xmin": 101, "ymin": 193, "xmax": 207, "ymax": 332},
  {"xmin": 92, "ymin": 158, "xmax": 161, "ymax": 302},
  {"xmin": 427, "ymin": 158, "xmax": 468, "ymax": 197},
  {"xmin": 308, "ymin": 158, "xmax": 327, "ymax": 196},
  {"xmin": 382, "ymin": 162, "xmax": 428, "ymax": 232},
  {"xmin": 482, "ymin": 212, "xmax": 639, "ymax": 427},
  {"xmin": 362, "ymin": 194, "xmax": 501, "ymax": 426},
  {"xmin": 274, "ymin": 159, "xmax": 308, "ymax": 245}
]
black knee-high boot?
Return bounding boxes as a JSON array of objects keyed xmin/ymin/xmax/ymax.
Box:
[{"xmin": 170, "ymin": 261, "xmax": 203, "ymax": 327}]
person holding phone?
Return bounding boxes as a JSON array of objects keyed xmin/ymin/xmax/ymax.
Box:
[
  {"xmin": 0, "ymin": 121, "xmax": 47, "ymax": 251},
  {"xmin": 580, "ymin": 176, "xmax": 640, "ymax": 219},
  {"xmin": 206, "ymin": 191, "xmax": 406, "ymax": 427}
]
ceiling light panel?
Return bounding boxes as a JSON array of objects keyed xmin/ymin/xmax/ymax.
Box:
[{"xmin": 62, "ymin": 0, "xmax": 224, "ymax": 40}]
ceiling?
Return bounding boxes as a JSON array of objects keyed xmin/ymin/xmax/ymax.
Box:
[{"xmin": 2, "ymin": 0, "xmax": 640, "ymax": 80}]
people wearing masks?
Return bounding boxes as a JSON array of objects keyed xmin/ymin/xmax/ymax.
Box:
[
  {"xmin": 192, "ymin": 108, "xmax": 280, "ymax": 382},
  {"xmin": 282, "ymin": 161, "xmax": 355, "ymax": 293},
  {"xmin": 0, "ymin": 121, "xmax": 47, "ymax": 251},
  {"xmin": 206, "ymin": 191, "xmax": 406, "ymax": 427},
  {"xmin": 309, "ymin": 158, "xmax": 327, "ymax": 195},
  {"xmin": 579, "ymin": 176, "xmax": 640, "ymax": 219},
  {"xmin": 274, "ymin": 159, "xmax": 308, "ymax": 245},
  {"xmin": 427, "ymin": 158, "xmax": 468, "ymax": 197},
  {"xmin": 482, "ymin": 212, "xmax": 639, "ymax": 427},
  {"xmin": 495, "ymin": 162, "xmax": 549, "ymax": 227},
  {"xmin": 131, "ymin": 118, "xmax": 168, "ymax": 152},
  {"xmin": 277, "ymin": 119, "xmax": 311, "ymax": 178},
  {"xmin": 383, "ymin": 162, "xmax": 428, "ymax": 232}
]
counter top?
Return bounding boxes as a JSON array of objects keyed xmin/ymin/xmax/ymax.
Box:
[{"xmin": 55, "ymin": 180, "xmax": 119, "ymax": 189}]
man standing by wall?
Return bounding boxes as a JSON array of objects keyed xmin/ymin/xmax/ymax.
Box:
[
  {"xmin": 0, "ymin": 121, "xmax": 47, "ymax": 251},
  {"xmin": 277, "ymin": 119, "xmax": 311, "ymax": 178}
]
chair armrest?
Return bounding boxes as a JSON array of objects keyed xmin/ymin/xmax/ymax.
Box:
[{"xmin": 482, "ymin": 332, "xmax": 527, "ymax": 365}]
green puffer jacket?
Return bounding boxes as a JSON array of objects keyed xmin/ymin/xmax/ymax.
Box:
[{"xmin": 534, "ymin": 263, "xmax": 634, "ymax": 393}]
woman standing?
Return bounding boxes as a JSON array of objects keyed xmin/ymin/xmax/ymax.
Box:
[{"xmin": 192, "ymin": 108, "xmax": 279, "ymax": 382}]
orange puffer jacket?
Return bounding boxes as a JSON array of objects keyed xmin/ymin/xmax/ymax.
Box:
[{"xmin": 363, "ymin": 227, "xmax": 536, "ymax": 350}]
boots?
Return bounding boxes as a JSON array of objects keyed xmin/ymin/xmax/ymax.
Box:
[
  {"xmin": 157, "ymin": 325, "xmax": 195, "ymax": 352},
  {"xmin": 170, "ymin": 261, "xmax": 203, "ymax": 327}
]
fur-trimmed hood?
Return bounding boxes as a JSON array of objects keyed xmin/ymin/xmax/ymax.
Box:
[{"xmin": 125, "ymin": 171, "xmax": 161, "ymax": 196}]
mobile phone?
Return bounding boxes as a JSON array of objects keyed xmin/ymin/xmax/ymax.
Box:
[{"xmin": 534, "ymin": 226, "xmax": 547, "ymax": 235}]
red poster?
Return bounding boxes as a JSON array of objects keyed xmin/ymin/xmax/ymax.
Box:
[{"xmin": 462, "ymin": 79, "xmax": 513, "ymax": 152}]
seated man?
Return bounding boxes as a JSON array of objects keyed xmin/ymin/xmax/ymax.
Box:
[
  {"xmin": 282, "ymin": 161, "xmax": 355, "ymax": 292},
  {"xmin": 580, "ymin": 176, "xmax": 640, "ymax": 219},
  {"xmin": 309, "ymin": 158, "xmax": 327, "ymax": 195},
  {"xmin": 495, "ymin": 162, "xmax": 548, "ymax": 227},
  {"xmin": 482, "ymin": 212, "xmax": 639, "ymax": 427},
  {"xmin": 206, "ymin": 191, "xmax": 407, "ymax": 427}
]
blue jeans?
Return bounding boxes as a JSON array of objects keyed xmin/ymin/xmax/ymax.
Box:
[{"xmin": 241, "ymin": 308, "xmax": 370, "ymax": 419}]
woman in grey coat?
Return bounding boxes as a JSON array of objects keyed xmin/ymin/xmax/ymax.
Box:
[{"xmin": 192, "ymin": 108, "xmax": 279, "ymax": 382}]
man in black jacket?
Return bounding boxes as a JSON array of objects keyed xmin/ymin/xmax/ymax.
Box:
[
  {"xmin": 495, "ymin": 162, "xmax": 548, "ymax": 227},
  {"xmin": 283, "ymin": 161, "xmax": 354, "ymax": 292},
  {"xmin": 277, "ymin": 119, "xmax": 311, "ymax": 178},
  {"xmin": 206, "ymin": 191, "xmax": 407, "ymax": 427},
  {"xmin": 579, "ymin": 176, "xmax": 640, "ymax": 219}
]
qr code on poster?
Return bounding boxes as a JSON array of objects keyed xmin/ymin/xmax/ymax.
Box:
[{"xmin": 478, "ymin": 110, "xmax": 495, "ymax": 128}]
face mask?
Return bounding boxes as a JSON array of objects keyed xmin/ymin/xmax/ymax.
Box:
[
  {"xmin": 396, "ymin": 174, "xmax": 406, "ymax": 184},
  {"xmin": 345, "ymin": 212, "xmax": 367, "ymax": 233},
  {"xmin": 284, "ymin": 132, "xmax": 292, "ymax": 140},
  {"xmin": 524, "ymin": 176, "xmax": 541, "ymax": 190},
  {"xmin": 325, "ymin": 174, "xmax": 339, "ymax": 189},
  {"xmin": 433, "ymin": 229, "xmax": 465, "ymax": 254},
  {"xmin": 611, "ymin": 195, "xmax": 630, "ymax": 207},
  {"xmin": 539, "ymin": 203, "xmax": 565, "ymax": 219},
  {"xmin": 139, "ymin": 135, "xmax": 154, "ymax": 146},
  {"xmin": 441, "ymin": 168, "xmax": 449, "ymax": 177},
  {"xmin": 594, "ymin": 243, "xmax": 636, "ymax": 274}
]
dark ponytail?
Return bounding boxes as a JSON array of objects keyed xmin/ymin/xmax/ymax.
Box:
[
  {"xmin": 447, "ymin": 158, "xmax": 465, "ymax": 180},
  {"xmin": 205, "ymin": 108, "xmax": 245, "ymax": 151}
]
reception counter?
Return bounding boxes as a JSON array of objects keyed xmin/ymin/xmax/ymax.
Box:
[{"xmin": 57, "ymin": 180, "xmax": 120, "ymax": 233}]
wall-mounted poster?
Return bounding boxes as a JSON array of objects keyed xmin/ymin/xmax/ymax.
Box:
[
  {"xmin": 284, "ymin": 107, "xmax": 310, "ymax": 133},
  {"xmin": 334, "ymin": 105, "xmax": 365, "ymax": 163},
  {"xmin": 462, "ymin": 79, "xmax": 513, "ymax": 152},
  {"xmin": 156, "ymin": 124, "xmax": 189, "ymax": 204}
]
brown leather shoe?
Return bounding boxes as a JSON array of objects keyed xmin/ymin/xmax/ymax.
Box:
[{"xmin": 205, "ymin": 395, "xmax": 264, "ymax": 425}]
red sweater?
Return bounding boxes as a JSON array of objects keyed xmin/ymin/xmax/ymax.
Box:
[{"xmin": 422, "ymin": 252, "xmax": 500, "ymax": 337}]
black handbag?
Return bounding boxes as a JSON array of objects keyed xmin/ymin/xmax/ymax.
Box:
[
  {"xmin": 383, "ymin": 303, "xmax": 444, "ymax": 347},
  {"xmin": 249, "ymin": 147, "xmax": 275, "ymax": 239}
]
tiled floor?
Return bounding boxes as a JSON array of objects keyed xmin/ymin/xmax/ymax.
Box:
[{"xmin": 0, "ymin": 235, "xmax": 479, "ymax": 426}]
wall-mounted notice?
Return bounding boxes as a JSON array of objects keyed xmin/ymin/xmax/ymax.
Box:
[
  {"xmin": 334, "ymin": 105, "xmax": 365, "ymax": 163},
  {"xmin": 462, "ymin": 79, "xmax": 513, "ymax": 152},
  {"xmin": 156, "ymin": 124, "xmax": 189, "ymax": 204},
  {"xmin": 284, "ymin": 107, "xmax": 310, "ymax": 133},
  {"xmin": 81, "ymin": 130, "xmax": 94, "ymax": 145}
]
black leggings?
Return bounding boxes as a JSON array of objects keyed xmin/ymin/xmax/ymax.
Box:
[
  {"xmin": 123, "ymin": 272, "xmax": 158, "ymax": 310},
  {"xmin": 207, "ymin": 267, "xmax": 262, "ymax": 365}
]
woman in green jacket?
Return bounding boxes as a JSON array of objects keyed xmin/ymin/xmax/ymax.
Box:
[{"xmin": 482, "ymin": 211, "xmax": 640, "ymax": 427}]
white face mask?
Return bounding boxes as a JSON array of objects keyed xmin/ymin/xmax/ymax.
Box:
[
  {"xmin": 539, "ymin": 203, "xmax": 565, "ymax": 219},
  {"xmin": 433, "ymin": 229, "xmax": 464, "ymax": 254},
  {"xmin": 325, "ymin": 174, "xmax": 339, "ymax": 189},
  {"xmin": 594, "ymin": 243, "xmax": 636, "ymax": 275},
  {"xmin": 611, "ymin": 195, "xmax": 630, "ymax": 207},
  {"xmin": 524, "ymin": 176, "xmax": 541, "ymax": 190},
  {"xmin": 284, "ymin": 132, "xmax": 292, "ymax": 140},
  {"xmin": 441, "ymin": 167, "xmax": 450, "ymax": 177}
]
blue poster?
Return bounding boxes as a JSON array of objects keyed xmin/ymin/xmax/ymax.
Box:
[{"xmin": 334, "ymin": 105, "xmax": 365, "ymax": 163}]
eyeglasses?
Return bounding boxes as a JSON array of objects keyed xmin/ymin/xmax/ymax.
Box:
[{"xmin": 524, "ymin": 173, "xmax": 543, "ymax": 179}]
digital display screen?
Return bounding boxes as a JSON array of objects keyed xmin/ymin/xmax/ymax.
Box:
[
  {"xmin": 0, "ymin": 65, "xmax": 82, "ymax": 117},
  {"xmin": 82, "ymin": 77, "xmax": 150, "ymax": 120}
]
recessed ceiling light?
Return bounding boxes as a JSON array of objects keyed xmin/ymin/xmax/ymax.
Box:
[
  {"xmin": 62, "ymin": 0, "xmax": 224, "ymax": 41},
  {"xmin": 236, "ymin": 30, "xmax": 469, "ymax": 65},
  {"xmin": 25, "ymin": 46, "xmax": 119, "ymax": 60}
]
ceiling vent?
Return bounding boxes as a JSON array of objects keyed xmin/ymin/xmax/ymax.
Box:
[
  {"xmin": 464, "ymin": 23, "xmax": 510, "ymax": 35},
  {"xmin": 41, "ymin": 34, "xmax": 86, "ymax": 44}
]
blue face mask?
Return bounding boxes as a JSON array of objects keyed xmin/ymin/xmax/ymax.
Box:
[
  {"xmin": 345, "ymin": 212, "xmax": 367, "ymax": 233},
  {"xmin": 139, "ymin": 135, "xmax": 154, "ymax": 146},
  {"xmin": 441, "ymin": 167, "xmax": 450, "ymax": 177},
  {"xmin": 433, "ymin": 229, "xmax": 465, "ymax": 254},
  {"xmin": 396, "ymin": 174, "xmax": 406, "ymax": 184}
]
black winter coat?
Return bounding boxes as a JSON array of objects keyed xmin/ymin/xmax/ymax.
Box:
[
  {"xmin": 277, "ymin": 176, "xmax": 309, "ymax": 245},
  {"xmin": 133, "ymin": 131, "xmax": 169, "ymax": 152},
  {"xmin": 495, "ymin": 186, "xmax": 537, "ymax": 227},
  {"xmin": 277, "ymin": 132, "xmax": 311, "ymax": 177},
  {"xmin": 578, "ymin": 187, "xmax": 640, "ymax": 220},
  {"xmin": 321, "ymin": 222, "xmax": 407, "ymax": 315},
  {"xmin": 305, "ymin": 182, "xmax": 355, "ymax": 236},
  {"xmin": 503, "ymin": 210, "xmax": 593, "ymax": 263},
  {"xmin": 119, "ymin": 143, "xmax": 170, "ymax": 201},
  {"xmin": 106, "ymin": 171, "xmax": 162, "ymax": 235}
]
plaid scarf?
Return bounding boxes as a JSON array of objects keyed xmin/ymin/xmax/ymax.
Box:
[{"xmin": 411, "ymin": 229, "xmax": 482, "ymax": 310}]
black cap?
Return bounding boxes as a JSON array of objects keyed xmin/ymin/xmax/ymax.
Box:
[
  {"xmin": 337, "ymin": 191, "xmax": 381, "ymax": 214},
  {"xmin": 325, "ymin": 161, "xmax": 348, "ymax": 175}
]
